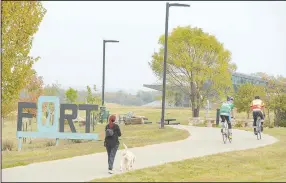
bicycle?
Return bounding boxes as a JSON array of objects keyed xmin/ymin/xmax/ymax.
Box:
[
  {"xmin": 255, "ymin": 116, "xmax": 263, "ymax": 140},
  {"xmin": 221, "ymin": 118, "xmax": 232, "ymax": 144}
]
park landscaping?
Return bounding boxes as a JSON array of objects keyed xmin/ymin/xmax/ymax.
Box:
[
  {"xmin": 92, "ymin": 127, "xmax": 286, "ymax": 182},
  {"xmin": 1, "ymin": 103, "xmax": 278, "ymax": 171},
  {"xmin": 1, "ymin": 104, "xmax": 264, "ymax": 169},
  {"xmin": 2, "ymin": 109, "xmax": 189, "ymax": 169}
]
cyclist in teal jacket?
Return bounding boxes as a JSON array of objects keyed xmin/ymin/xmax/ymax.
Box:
[{"xmin": 220, "ymin": 96, "xmax": 235, "ymax": 139}]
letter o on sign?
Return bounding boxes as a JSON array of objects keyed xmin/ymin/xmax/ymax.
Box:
[{"xmin": 37, "ymin": 96, "xmax": 60, "ymax": 133}]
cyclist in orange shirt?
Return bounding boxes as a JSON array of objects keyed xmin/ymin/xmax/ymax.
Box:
[{"xmin": 250, "ymin": 96, "xmax": 265, "ymax": 135}]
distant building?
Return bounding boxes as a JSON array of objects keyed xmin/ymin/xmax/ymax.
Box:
[
  {"xmin": 231, "ymin": 72, "xmax": 266, "ymax": 91},
  {"xmin": 143, "ymin": 72, "xmax": 267, "ymax": 107}
]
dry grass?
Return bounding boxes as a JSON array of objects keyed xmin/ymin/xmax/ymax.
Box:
[
  {"xmin": 2, "ymin": 140, "xmax": 14, "ymax": 151},
  {"xmin": 2, "ymin": 119, "xmax": 188, "ymax": 169},
  {"xmin": 92, "ymin": 127, "xmax": 286, "ymax": 182}
]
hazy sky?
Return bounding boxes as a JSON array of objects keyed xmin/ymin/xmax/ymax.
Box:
[{"xmin": 30, "ymin": 1, "xmax": 286, "ymax": 92}]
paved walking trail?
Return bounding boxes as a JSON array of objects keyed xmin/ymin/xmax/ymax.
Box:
[{"xmin": 2, "ymin": 125, "xmax": 278, "ymax": 182}]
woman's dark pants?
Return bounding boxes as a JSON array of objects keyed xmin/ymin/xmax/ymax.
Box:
[{"xmin": 106, "ymin": 144, "xmax": 119, "ymax": 170}]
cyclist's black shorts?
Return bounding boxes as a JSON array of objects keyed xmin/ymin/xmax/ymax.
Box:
[
  {"xmin": 253, "ymin": 110, "xmax": 264, "ymax": 120},
  {"xmin": 253, "ymin": 110, "xmax": 264, "ymax": 126},
  {"xmin": 220, "ymin": 115, "xmax": 230, "ymax": 123}
]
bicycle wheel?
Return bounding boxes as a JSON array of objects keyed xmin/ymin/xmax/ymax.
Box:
[
  {"xmin": 228, "ymin": 130, "xmax": 232, "ymax": 143},
  {"xmin": 228, "ymin": 119, "xmax": 232, "ymax": 143},
  {"xmin": 222, "ymin": 123, "xmax": 228, "ymax": 144},
  {"xmin": 222, "ymin": 133, "xmax": 227, "ymax": 144},
  {"xmin": 257, "ymin": 131, "xmax": 261, "ymax": 140},
  {"xmin": 256, "ymin": 117, "xmax": 261, "ymax": 140}
]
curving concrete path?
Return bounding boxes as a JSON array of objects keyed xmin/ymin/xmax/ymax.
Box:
[{"xmin": 2, "ymin": 125, "xmax": 278, "ymax": 182}]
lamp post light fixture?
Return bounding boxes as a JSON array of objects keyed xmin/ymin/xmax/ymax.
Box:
[
  {"xmin": 102, "ymin": 39, "xmax": 119, "ymax": 106},
  {"xmin": 160, "ymin": 2, "xmax": 190, "ymax": 129}
]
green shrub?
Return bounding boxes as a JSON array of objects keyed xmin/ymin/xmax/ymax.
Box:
[
  {"xmin": 45, "ymin": 141, "xmax": 56, "ymax": 147},
  {"xmin": 234, "ymin": 121, "xmax": 243, "ymax": 128},
  {"xmin": 264, "ymin": 119, "xmax": 270, "ymax": 127},
  {"xmin": 71, "ymin": 139, "xmax": 82, "ymax": 143},
  {"xmin": 204, "ymin": 120, "xmax": 208, "ymax": 126},
  {"xmin": 264, "ymin": 119, "xmax": 275, "ymax": 128},
  {"xmin": 278, "ymin": 119, "xmax": 286, "ymax": 127},
  {"xmin": 269, "ymin": 124, "xmax": 274, "ymax": 128}
]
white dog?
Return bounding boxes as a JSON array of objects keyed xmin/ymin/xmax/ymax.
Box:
[{"xmin": 120, "ymin": 143, "xmax": 136, "ymax": 172}]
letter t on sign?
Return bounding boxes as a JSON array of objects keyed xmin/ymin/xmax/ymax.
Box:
[{"xmin": 79, "ymin": 104, "xmax": 98, "ymax": 133}]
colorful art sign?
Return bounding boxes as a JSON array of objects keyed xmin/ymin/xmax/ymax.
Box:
[{"xmin": 17, "ymin": 96, "xmax": 99, "ymax": 151}]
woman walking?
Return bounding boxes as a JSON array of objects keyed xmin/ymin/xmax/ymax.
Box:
[{"xmin": 104, "ymin": 114, "xmax": 121, "ymax": 174}]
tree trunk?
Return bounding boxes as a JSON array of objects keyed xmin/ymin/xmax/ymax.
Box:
[
  {"xmin": 189, "ymin": 94, "xmax": 199, "ymax": 117},
  {"xmin": 193, "ymin": 108, "xmax": 200, "ymax": 117},
  {"xmin": 274, "ymin": 109, "xmax": 278, "ymax": 127},
  {"xmin": 190, "ymin": 90, "xmax": 195, "ymax": 114},
  {"xmin": 190, "ymin": 72, "xmax": 199, "ymax": 117},
  {"xmin": 194, "ymin": 91, "xmax": 201, "ymax": 117}
]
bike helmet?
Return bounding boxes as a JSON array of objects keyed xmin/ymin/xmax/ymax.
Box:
[
  {"xmin": 227, "ymin": 96, "xmax": 234, "ymax": 101},
  {"xmin": 255, "ymin": 96, "xmax": 260, "ymax": 99}
]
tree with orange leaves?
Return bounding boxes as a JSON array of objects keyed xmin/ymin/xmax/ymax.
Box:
[{"xmin": 20, "ymin": 71, "xmax": 44, "ymax": 118}]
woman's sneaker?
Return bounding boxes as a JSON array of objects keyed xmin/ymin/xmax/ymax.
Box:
[{"xmin": 108, "ymin": 170, "xmax": 113, "ymax": 174}]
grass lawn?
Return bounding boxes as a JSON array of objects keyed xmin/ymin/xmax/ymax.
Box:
[
  {"xmin": 92, "ymin": 127, "xmax": 286, "ymax": 182},
  {"xmin": 2, "ymin": 121, "xmax": 189, "ymax": 169}
]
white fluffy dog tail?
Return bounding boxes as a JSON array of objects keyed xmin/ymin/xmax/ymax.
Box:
[{"xmin": 123, "ymin": 143, "xmax": 128, "ymax": 150}]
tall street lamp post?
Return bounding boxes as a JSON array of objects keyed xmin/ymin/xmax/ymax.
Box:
[
  {"xmin": 102, "ymin": 40, "xmax": 119, "ymax": 106},
  {"xmin": 161, "ymin": 2, "xmax": 190, "ymax": 129}
]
